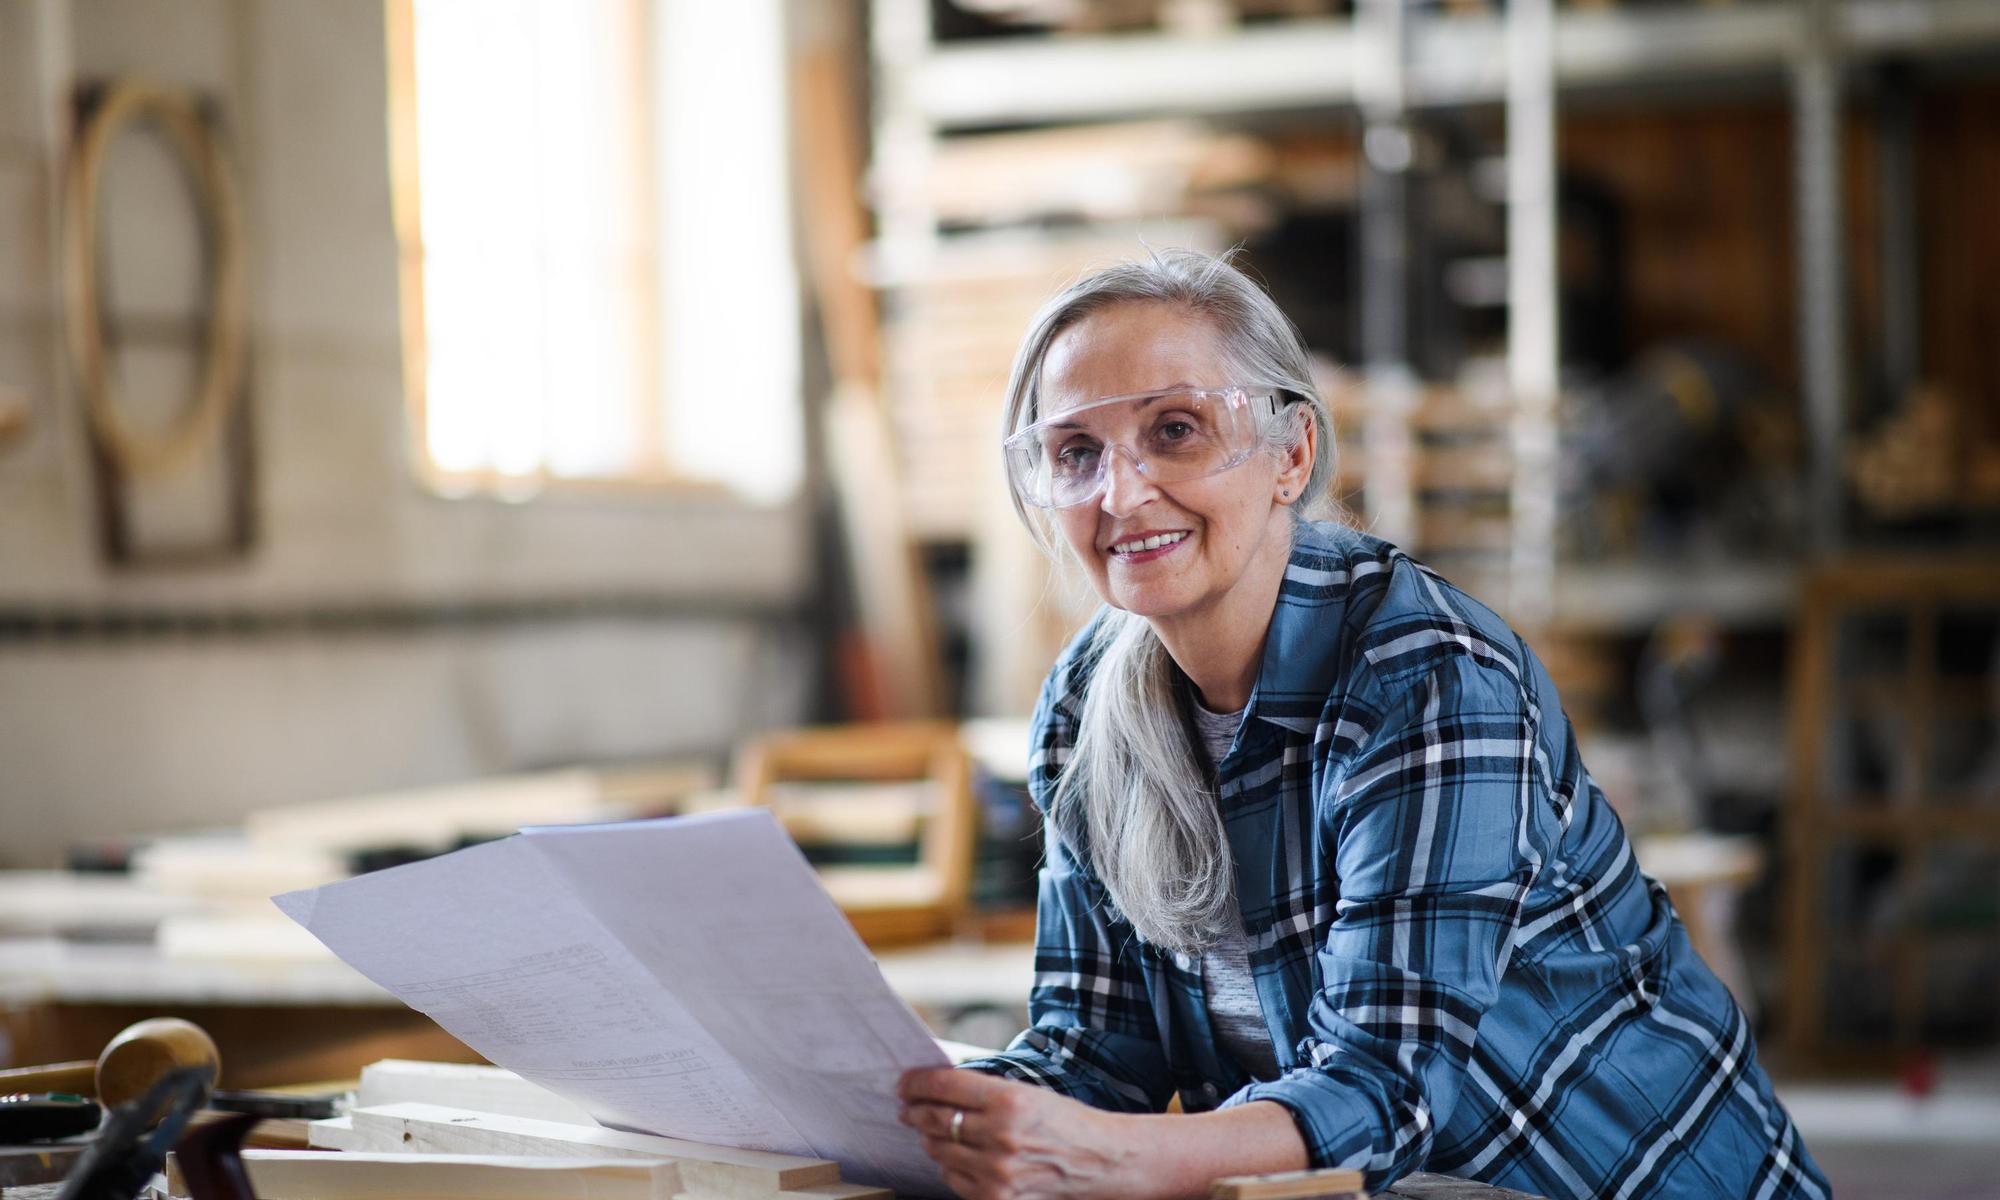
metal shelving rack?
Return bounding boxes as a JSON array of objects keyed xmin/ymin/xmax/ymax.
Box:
[
  {"xmin": 867, "ymin": 0, "xmax": 2000, "ymax": 639},
  {"xmin": 883, "ymin": 1, "xmax": 2000, "ymax": 120},
  {"xmin": 865, "ymin": 0, "xmax": 2000, "ymax": 1064}
]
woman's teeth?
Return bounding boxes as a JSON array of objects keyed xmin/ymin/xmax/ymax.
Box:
[{"xmin": 1111, "ymin": 531, "xmax": 1188, "ymax": 555}]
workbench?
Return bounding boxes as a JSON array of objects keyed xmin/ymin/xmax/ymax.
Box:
[
  {"xmin": 0, "ymin": 876, "xmax": 1552, "ymax": 1199},
  {"xmin": 0, "ymin": 935, "xmax": 480, "ymax": 1090}
]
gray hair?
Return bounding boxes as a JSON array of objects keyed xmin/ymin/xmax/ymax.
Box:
[{"xmin": 999, "ymin": 248, "xmax": 1336, "ymax": 953}]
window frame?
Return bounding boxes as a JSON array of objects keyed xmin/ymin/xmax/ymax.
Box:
[{"xmin": 383, "ymin": 0, "xmax": 736, "ymax": 501}]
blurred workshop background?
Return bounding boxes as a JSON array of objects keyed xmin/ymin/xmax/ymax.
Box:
[{"xmin": 0, "ymin": 0, "xmax": 1997, "ymax": 1195}]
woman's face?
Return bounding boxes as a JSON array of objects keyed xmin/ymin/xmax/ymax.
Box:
[{"xmin": 1038, "ymin": 301, "xmax": 1308, "ymax": 625}]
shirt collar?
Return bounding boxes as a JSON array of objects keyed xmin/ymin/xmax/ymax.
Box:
[{"xmin": 1245, "ymin": 522, "xmax": 1379, "ymax": 735}]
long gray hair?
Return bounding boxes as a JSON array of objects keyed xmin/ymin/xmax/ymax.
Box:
[{"xmin": 1000, "ymin": 248, "xmax": 1336, "ymax": 953}]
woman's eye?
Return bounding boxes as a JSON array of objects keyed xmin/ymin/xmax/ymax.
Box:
[
  {"xmin": 1053, "ymin": 444, "xmax": 1099, "ymax": 474},
  {"xmin": 1156, "ymin": 419, "xmax": 1197, "ymax": 442}
]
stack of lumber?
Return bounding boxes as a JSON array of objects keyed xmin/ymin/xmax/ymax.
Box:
[
  {"xmin": 921, "ymin": 120, "xmax": 1273, "ymax": 230},
  {"xmin": 154, "ymin": 1059, "xmax": 890, "ymax": 1200},
  {"xmin": 1328, "ymin": 362, "xmax": 1518, "ymax": 605},
  {"xmin": 142, "ymin": 1060, "xmax": 1537, "ymax": 1199},
  {"xmin": 883, "ymin": 220, "xmax": 1227, "ymax": 541},
  {"xmin": 312, "ymin": 1104, "xmax": 883, "ymax": 1199},
  {"xmin": 1846, "ymin": 385, "xmax": 1966, "ymax": 518}
]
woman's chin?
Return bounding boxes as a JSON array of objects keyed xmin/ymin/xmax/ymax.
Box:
[{"xmin": 1104, "ymin": 580, "xmax": 1193, "ymax": 621}]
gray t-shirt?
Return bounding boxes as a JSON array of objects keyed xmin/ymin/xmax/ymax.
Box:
[{"xmin": 1191, "ymin": 699, "xmax": 1281, "ymax": 1082}]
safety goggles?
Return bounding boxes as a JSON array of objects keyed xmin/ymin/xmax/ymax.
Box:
[{"xmin": 1003, "ymin": 386, "xmax": 1287, "ymax": 509}]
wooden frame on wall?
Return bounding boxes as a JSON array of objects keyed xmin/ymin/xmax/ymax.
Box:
[{"xmin": 64, "ymin": 78, "xmax": 255, "ymax": 566}]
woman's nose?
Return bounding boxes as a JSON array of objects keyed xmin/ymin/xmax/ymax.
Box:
[{"xmin": 1096, "ymin": 445, "xmax": 1158, "ymax": 516}]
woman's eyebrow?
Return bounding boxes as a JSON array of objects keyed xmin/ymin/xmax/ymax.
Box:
[{"xmin": 1046, "ymin": 386, "xmax": 1196, "ymax": 429}]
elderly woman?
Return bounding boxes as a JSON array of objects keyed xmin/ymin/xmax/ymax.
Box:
[{"xmin": 897, "ymin": 251, "xmax": 1826, "ymax": 1200}]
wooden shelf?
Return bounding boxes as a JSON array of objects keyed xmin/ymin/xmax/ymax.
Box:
[
  {"xmin": 1550, "ymin": 559, "xmax": 1801, "ymax": 631},
  {"xmin": 1819, "ymin": 807, "xmax": 2000, "ymax": 843},
  {"xmin": 1840, "ymin": 677, "xmax": 1996, "ymax": 713}
]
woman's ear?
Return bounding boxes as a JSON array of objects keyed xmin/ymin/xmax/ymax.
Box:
[{"xmin": 1274, "ymin": 409, "xmax": 1315, "ymax": 503}]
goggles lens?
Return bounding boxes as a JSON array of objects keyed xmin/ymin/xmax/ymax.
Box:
[{"xmin": 1003, "ymin": 387, "xmax": 1278, "ymax": 509}]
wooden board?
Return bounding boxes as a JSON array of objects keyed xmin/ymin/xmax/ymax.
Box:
[
  {"xmin": 355, "ymin": 1059, "xmax": 596, "ymax": 1126},
  {"xmin": 165, "ymin": 1151, "xmax": 679, "ymax": 1200},
  {"xmin": 793, "ymin": 15, "xmax": 945, "ymax": 721},
  {"xmin": 305, "ymin": 1115, "xmax": 365, "ymax": 1152},
  {"xmin": 339, "ymin": 1104, "xmax": 842, "ymax": 1199}
]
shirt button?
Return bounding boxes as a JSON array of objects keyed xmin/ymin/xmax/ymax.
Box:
[{"xmin": 1201, "ymin": 1082, "xmax": 1219, "ymax": 1100}]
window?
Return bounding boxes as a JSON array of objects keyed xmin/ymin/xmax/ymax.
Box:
[{"xmin": 386, "ymin": 0, "xmax": 801, "ymax": 502}]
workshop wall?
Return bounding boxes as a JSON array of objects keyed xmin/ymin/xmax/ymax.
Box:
[{"xmin": 0, "ymin": 0, "xmax": 814, "ymax": 867}]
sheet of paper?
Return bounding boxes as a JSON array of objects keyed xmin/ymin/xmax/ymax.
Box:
[
  {"xmin": 270, "ymin": 834, "xmax": 809, "ymax": 1154},
  {"xmin": 274, "ymin": 810, "xmax": 949, "ymax": 1198},
  {"xmin": 521, "ymin": 811, "xmax": 951, "ymax": 1196}
]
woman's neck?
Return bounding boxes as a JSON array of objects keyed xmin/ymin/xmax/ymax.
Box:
[{"xmin": 1148, "ymin": 513, "xmax": 1295, "ymax": 713}]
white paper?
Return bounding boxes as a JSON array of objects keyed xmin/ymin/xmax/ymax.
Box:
[{"xmin": 274, "ymin": 810, "xmax": 950, "ymax": 1197}]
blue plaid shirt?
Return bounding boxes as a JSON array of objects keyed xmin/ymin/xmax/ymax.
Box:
[{"xmin": 965, "ymin": 525, "xmax": 1826, "ymax": 1200}]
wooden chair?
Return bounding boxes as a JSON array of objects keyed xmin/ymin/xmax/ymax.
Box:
[
  {"xmin": 735, "ymin": 721, "xmax": 977, "ymax": 948},
  {"xmin": 1782, "ymin": 559, "xmax": 2000, "ymax": 1069}
]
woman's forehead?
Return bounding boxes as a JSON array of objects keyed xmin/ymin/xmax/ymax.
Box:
[{"xmin": 1039, "ymin": 303, "xmax": 1230, "ymax": 412}]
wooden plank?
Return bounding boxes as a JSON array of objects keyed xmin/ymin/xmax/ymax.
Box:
[
  {"xmin": 344, "ymin": 1104, "xmax": 842, "ymax": 1199},
  {"xmin": 305, "ymin": 1115, "xmax": 366, "ymax": 1152},
  {"xmin": 1780, "ymin": 578, "xmax": 1834, "ymax": 1065},
  {"xmin": 793, "ymin": 9, "xmax": 944, "ymax": 720},
  {"xmin": 167, "ymin": 1151, "xmax": 679, "ymax": 1200},
  {"xmin": 1210, "ymin": 1167, "xmax": 1365, "ymax": 1199}
]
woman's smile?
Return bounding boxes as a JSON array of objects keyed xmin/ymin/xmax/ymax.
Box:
[{"xmin": 1106, "ymin": 529, "xmax": 1191, "ymax": 562}]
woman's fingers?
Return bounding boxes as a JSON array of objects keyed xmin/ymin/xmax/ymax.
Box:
[
  {"xmin": 898, "ymin": 1066, "xmax": 1011, "ymax": 1108},
  {"xmin": 900, "ymin": 1099, "xmax": 975, "ymax": 1144}
]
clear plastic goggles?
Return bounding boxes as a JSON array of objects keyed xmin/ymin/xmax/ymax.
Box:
[{"xmin": 1003, "ymin": 386, "xmax": 1284, "ymax": 509}]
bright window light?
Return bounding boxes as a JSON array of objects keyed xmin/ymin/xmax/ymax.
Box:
[{"xmin": 391, "ymin": 0, "xmax": 801, "ymax": 501}]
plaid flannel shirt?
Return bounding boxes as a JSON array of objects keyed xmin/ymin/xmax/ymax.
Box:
[{"xmin": 963, "ymin": 524, "xmax": 1826, "ymax": 1200}]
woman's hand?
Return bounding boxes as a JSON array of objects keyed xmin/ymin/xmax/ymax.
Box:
[{"xmin": 897, "ymin": 1067, "xmax": 1144, "ymax": 1200}]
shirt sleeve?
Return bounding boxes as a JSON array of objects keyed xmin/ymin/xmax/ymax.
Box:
[
  {"xmin": 956, "ymin": 624, "xmax": 1175, "ymax": 1113},
  {"xmin": 956, "ymin": 813, "xmax": 1174, "ymax": 1112},
  {"xmin": 1222, "ymin": 654, "xmax": 1557, "ymax": 1189}
]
